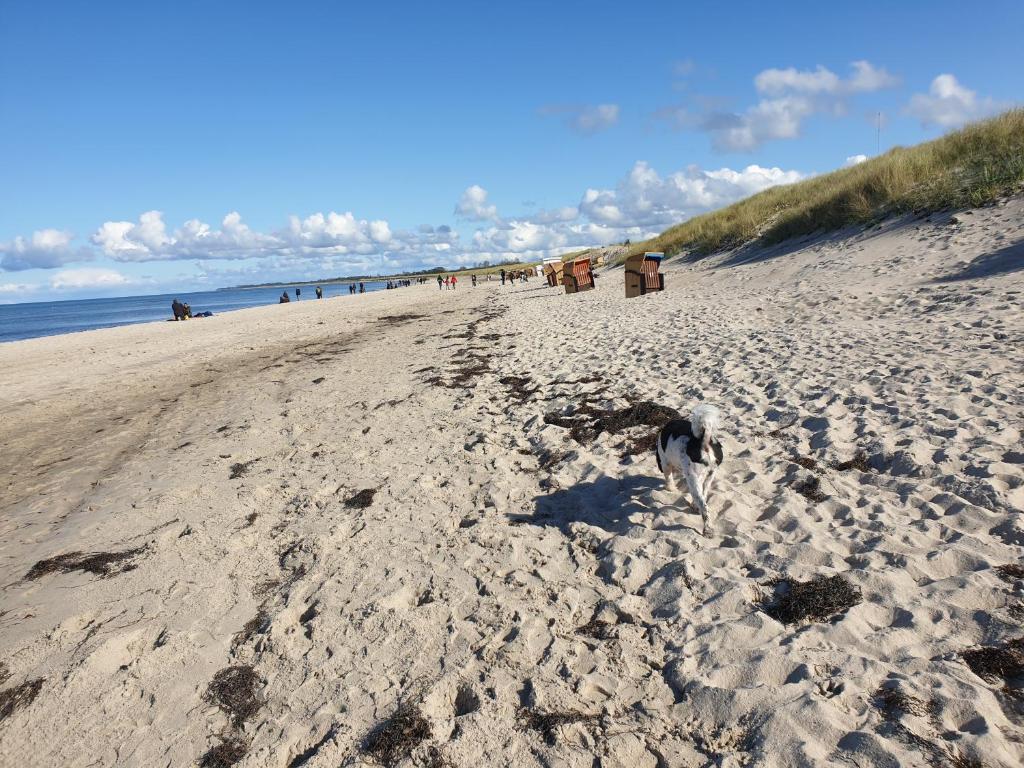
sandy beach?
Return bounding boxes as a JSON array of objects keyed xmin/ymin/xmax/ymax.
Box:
[{"xmin": 1, "ymin": 198, "xmax": 1023, "ymax": 767}]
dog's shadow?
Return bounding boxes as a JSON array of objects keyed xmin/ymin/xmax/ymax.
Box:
[{"xmin": 511, "ymin": 474, "xmax": 704, "ymax": 537}]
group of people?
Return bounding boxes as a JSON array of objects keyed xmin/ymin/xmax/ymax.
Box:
[
  {"xmin": 499, "ymin": 268, "xmax": 531, "ymax": 285},
  {"xmin": 385, "ymin": 280, "xmax": 411, "ymax": 289},
  {"xmin": 171, "ymin": 299, "xmax": 192, "ymax": 320},
  {"xmin": 436, "ymin": 274, "xmax": 459, "ymax": 290}
]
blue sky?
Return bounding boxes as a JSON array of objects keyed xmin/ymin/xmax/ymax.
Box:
[{"xmin": 1, "ymin": 0, "xmax": 1020, "ymax": 301}]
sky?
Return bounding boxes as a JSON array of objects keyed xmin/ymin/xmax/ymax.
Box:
[{"xmin": 1, "ymin": 0, "xmax": 1020, "ymax": 302}]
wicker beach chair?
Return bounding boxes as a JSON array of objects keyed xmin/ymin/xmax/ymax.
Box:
[
  {"xmin": 624, "ymin": 252, "xmax": 664, "ymax": 298},
  {"xmin": 563, "ymin": 257, "xmax": 595, "ymax": 294}
]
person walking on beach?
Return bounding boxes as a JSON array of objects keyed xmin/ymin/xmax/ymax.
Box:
[
  {"xmin": 279, "ymin": 291, "xmax": 290, "ymax": 303},
  {"xmin": 471, "ymin": 274, "xmax": 477, "ymax": 287},
  {"xmin": 359, "ymin": 282, "xmax": 365, "ymax": 293},
  {"xmin": 295, "ymin": 287, "xmax": 301, "ymax": 300},
  {"xmin": 437, "ymin": 274, "xmax": 443, "ymax": 290},
  {"xmin": 500, "ymin": 268, "xmax": 506, "ymax": 285},
  {"xmin": 316, "ymin": 285, "xmax": 323, "ymax": 299},
  {"xmin": 450, "ymin": 274, "xmax": 457, "ymax": 290}
]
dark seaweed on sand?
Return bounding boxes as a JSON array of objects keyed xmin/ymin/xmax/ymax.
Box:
[
  {"xmin": 345, "ymin": 488, "xmax": 377, "ymax": 508},
  {"xmin": 545, "ymin": 400, "xmax": 680, "ymax": 445},
  {"xmin": 204, "ymin": 666, "xmax": 262, "ymax": 726},
  {"xmin": 792, "ymin": 476, "xmax": 829, "ymax": 503},
  {"xmin": 961, "ymin": 638, "xmax": 1024, "ymax": 684},
  {"xmin": 25, "ymin": 547, "xmax": 146, "ymax": 580},
  {"xmin": 995, "ymin": 563, "xmax": 1024, "ymax": 582},
  {"xmin": 830, "ymin": 451, "xmax": 872, "ymax": 473},
  {"xmin": 199, "ymin": 735, "xmax": 249, "ymax": 768},
  {"xmin": 363, "ymin": 700, "xmax": 431, "ymax": 766},
  {"xmin": 0, "ymin": 678, "xmax": 44, "ymax": 722},
  {"xmin": 229, "ymin": 458, "xmax": 259, "ymax": 479},
  {"xmin": 761, "ymin": 575, "xmax": 862, "ymax": 625},
  {"xmin": 517, "ymin": 706, "xmax": 600, "ymax": 746}
]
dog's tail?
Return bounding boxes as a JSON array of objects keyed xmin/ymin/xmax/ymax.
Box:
[{"xmin": 690, "ymin": 403, "xmax": 722, "ymax": 446}]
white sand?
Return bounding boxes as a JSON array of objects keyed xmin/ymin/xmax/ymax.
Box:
[{"xmin": 1, "ymin": 198, "xmax": 1022, "ymax": 767}]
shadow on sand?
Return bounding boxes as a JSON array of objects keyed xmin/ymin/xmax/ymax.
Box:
[
  {"xmin": 933, "ymin": 239, "xmax": 1024, "ymax": 282},
  {"xmin": 512, "ymin": 474, "xmax": 702, "ymax": 537}
]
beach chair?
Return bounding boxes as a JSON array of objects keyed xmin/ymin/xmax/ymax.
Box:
[
  {"xmin": 624, "ymin": 252, "xmax": 664, "ymax": 298},
  {"xmin": 563, "ymin": 257, "xmax": 595, "ymax": 294}
]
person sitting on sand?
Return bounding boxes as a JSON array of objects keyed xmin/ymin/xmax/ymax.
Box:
[
  {"xmin": 171, "ymin": 299, "xmax": 186, "ymax": 320},
  {"xmin": 280, "ymin": 291, "xmax": 290, "ymax": 303}
]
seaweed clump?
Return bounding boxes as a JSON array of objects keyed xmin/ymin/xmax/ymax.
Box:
[
  {"xmin": 545, "ymin": 400, "xmax": 680, "ymax": 446},
  {"xmin": 761, "ymin": 575, "xmax": 862, "ymax": 625},
  {"xmin": 517, "ymin": 707, "xmax": 600, "ymax": 746},
  {"xmin": 0, "ymin": 678, "xmax": 44, "ymax": 722},
  {"xmin": 345, "ymin": 488, "xmax": 377, "ymax": 509},
  {"xmin": 204, "ymin": 666, "xmax": 262, "ymax": 726},
  {"xmin": 363, "ymin": 700, "xmax": 432, "ymax": 766},
  {"xmin": 961, "ymin": 638, "xmax": 1024, "ymax": 689},
  {"xmin": 25, "ymin": 548, "xmax": 146, "ymax": 580},
  {"xmin": 198, "ymin": 735, "xmax": 249, "ymax": 767}
]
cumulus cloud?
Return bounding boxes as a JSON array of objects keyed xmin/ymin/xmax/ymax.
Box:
[
  {"xmin": 8, "ymin": 157, "xmax": 805, "ymax": 284},
  {"xmin": 0, "ymin": 229, "xmax": 92, "ymax": 271},
  {"xmin": 905, "ymin": 74, "xmax": 1006, "ymax": 128},
  {"xmin": 665, "ymin": 60, "xmax": 899, "ymax": 151},
  {"xmin": 454, "ymin": 185, "xmax": 499, "ymax": 221},
  {"xmin": 49, "ymin": 267, "xmax": 133, "ymax": 290},
  {"xmin": 844, "ymin": 154, "xmax": 868, "ymax": 167},
  {"xmin": 540, "ymin": 103, "xmax": 620, "ymax": 135},
  {"xmin": 470, "ymin": 161, "xmax": 804, "ymax": 259}
]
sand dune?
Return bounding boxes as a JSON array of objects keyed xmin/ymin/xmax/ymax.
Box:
[{"xmin": 1, "ymin": 197, "xmax": 1022, "ymax": 767}]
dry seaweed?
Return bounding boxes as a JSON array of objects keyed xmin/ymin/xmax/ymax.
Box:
[
  {"xmin": 576, "ymin": 618, "xmax": 616, "ymax": 640},
  {"xmin": 792, "ymin": 476, "xmax": 829, "ymax": 503},
  {"xmin": 378, "ymin": 313, "xmax": 427, "ymax": 325},
  {"xmin": 500, "ymin": 375, "xmax": 538, "ymax": 399},
  {"xmin": 995, "ymin": 564, "xmax": 1024, "ymax": 582},
  {"xmin": 544, "ymin": 400, "xmax": 680, "ymax": 446},
  {"xmin": 229, "ymin": 459, "xmax": 260, "ymax": 479},
  {"xmin": 199, "ymin": 735, "xmax": 249, "ymax": 768},
  {"xmin": 874, "ymin": 683, "xmax": 929, "ymax": 720},
  {"xmin": 345, "ymin": 488, "xmax": 377, "ymax": 509},
  {"xmin": 517, "ymin": 706, "xmax": 600, "ymax": 746},
  {"xmin": 961, "ymin": 638, "xmax": 1024, "ymax": 683},
  {"xmin": 363, "ymin": 700, "xmax": 431, "ymax": 766},
  {"xmin": 790, "ymin": 455, "xmax": 821, "ymax": 473},
  {"xmin": 761, "ymin": 575, "xmax": 862, "ymax": 625},
  {"xmin": 830, "ymin": 451, "xmax": 872, "ymax": 472},
  {"xmin": 233, "ymin": 609, "xmax": 270, "ymax": 648},
  {"xmin": 0, "ymin": 678, "xmax": 44, "ymax": 722},
  {"xmin": 204, "ymin": 666, "xmax": 262, "ymax": 726},
  {"xmin": 25, "ymin": 547, "xmax": 146, "ymax": 580}
]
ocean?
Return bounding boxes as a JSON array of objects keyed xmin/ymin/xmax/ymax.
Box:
[{"xmin": 0, "ymin": 282, "xmax": 395, "ymax": 343}]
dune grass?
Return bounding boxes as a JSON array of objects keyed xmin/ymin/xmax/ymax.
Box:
[{"xmin": 623, "ymin": 109, "xmax": 1024, "ymax": 261}]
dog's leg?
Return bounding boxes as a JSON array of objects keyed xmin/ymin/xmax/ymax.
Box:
[
  {"xmin": 702, "ymin": 468, "xmax": 717, "ymax": 505},
  {"xmin": 663, "ymin": 465, "xmax": 678, "ymax": 492},
  {"xmin": 683, "ymin": 467, "xmax": 710, "ymax": 536}
]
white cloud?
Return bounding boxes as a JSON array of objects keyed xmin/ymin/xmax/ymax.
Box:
[
  {"xmin": 540, "ymin": 103, "xmax": 620, "ymax": 135},
  {"xmin": 471, "ymin": 160, "xmax": 804, "ymax": 258},
  {"xmin": 906, "ymin": 74, "xmax": 1005, "ymax": 128},
  {"xmin": 669, "ymin": 60, "xmax": 899, "ymax": 151},
  {"xmin": 844, "ymin": 154, "xmax": 868, "ymax": 167},
  {"xmin": 454, "ymin": 185, "xmax": 499, "ymax": 221},
  {"xmin": 11, "ymin": 157, "xmax": 805, "ymax": 282},
  {"xmin": 847, "ymin": 60, "xmax": 900, "ymax": 92},
  {"xmin": 1, "ymin": 228, "xmax": 92, "ymax": 271},
  {"xmin": 50, "ymin": 267, "xmax": 133, "ymax": 290}
]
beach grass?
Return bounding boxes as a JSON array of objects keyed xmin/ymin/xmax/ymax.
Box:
[{"xmin": 621, "ymin": 108, "xmax": 1024, "ymax": 262}]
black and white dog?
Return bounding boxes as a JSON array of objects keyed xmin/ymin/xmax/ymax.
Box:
[{"xmin": 655, "ymin": 404, "xmax": 724, "ymax": 536}]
